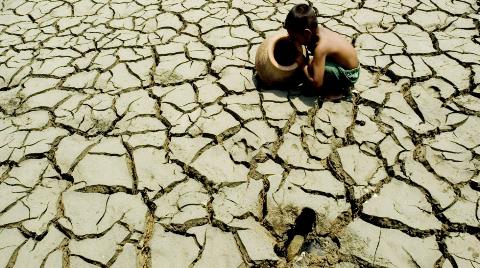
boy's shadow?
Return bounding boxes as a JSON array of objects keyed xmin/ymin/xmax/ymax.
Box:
[{"xmin": 252, "ymin": 72, "xmax": 352, "ymax": 106}]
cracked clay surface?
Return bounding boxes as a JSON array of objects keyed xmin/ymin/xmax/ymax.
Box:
[{"xmin": 0, "ymin": 0, "xmax": 479, "ymax": 267}]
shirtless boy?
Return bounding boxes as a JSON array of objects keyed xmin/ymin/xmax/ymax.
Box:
[{"xmin": 284, "ymin": 4, "xmax": 360, "ymax": 99}]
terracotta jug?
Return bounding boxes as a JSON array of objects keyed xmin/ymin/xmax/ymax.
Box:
[{"xmin": 255, "ymin": 31, "xmax": 304, "ymax": 86}]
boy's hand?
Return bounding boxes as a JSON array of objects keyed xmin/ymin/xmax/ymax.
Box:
[
  {"xmin": 293, "ymin": 43, "xmax": 306, "ymax": 67},
  {"xmin": 295, "ymin": 54, "xmax": 307, "ymax": 67},
  {"xmin": 303, "ymin": 64, "xmax": 314, "ymax": 83}
]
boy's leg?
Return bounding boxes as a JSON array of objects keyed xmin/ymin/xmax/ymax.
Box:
[
  {"xmin": 299, "ymin": 61, "xmax": 358, "ymax": 98},
  {"xmin": 320, "ymin": 61, "xmax": 349, "ymax": 99}
]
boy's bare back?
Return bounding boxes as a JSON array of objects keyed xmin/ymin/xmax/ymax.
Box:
[
  {"xmin": 313, "ymin": 27, "xmax": 358, "ymax": 70},
  {"xmin": 303, "ymin": 27, "xmax": 359, "ymax": 89}
]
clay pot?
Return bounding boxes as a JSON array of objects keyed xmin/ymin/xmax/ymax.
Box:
[{"xmin": 255, "ymin": 31, "xmax": 304, "ymax": 86}]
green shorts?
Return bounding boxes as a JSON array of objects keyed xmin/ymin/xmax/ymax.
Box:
[{"xmin": 324, "ymin": 60, "xmax": 360, "ymax": 88}]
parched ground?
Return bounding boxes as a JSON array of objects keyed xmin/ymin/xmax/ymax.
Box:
[{"xmin": 0, "ymin": 0, "xmax": 479, "ymax": 267}]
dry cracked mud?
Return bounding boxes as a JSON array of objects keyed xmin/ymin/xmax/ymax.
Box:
[{"xmin": 0, "ymin": 0, "xmax": 479, "ymax": 267}]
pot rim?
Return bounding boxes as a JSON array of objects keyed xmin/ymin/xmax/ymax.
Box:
[{"xmin": 267, "ymin": 34, "xmax": 299, "ymax": 72}]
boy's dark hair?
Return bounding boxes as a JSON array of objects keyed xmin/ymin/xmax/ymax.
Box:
[{"xmin": 284, "ymin": 4, "xmax": 318, "ymax": 32}]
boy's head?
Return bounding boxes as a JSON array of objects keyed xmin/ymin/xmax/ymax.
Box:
[{"xmin": 284, "ymin": 4, "xmax": 318, "ymax": 45}]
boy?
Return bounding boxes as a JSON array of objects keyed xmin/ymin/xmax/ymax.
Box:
[{"xmin": 284, "ymin": 4, "xmax": 360, "ymax": 100}]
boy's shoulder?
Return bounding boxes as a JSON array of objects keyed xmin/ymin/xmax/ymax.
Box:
[{"xmin": 314, "ymin": 28, "xmax": 345, "ymax": 53}]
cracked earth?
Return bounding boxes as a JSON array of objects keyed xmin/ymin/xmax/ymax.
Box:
[{"xmin": 0, "ymin": 0, "xmax": 479, "ymax": 267}]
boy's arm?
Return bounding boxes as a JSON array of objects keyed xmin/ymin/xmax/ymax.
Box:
[
  {"xmin": 294, "ymin": 44, "xmax": 307, "ymax": 67},
  {"xmin": 303, "ymin": 48, "xmax": 326, "ymax": 88}
]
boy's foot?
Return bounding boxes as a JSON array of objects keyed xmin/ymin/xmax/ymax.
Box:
[{"xmin": 324, "ymin": 93, "xmax": 344, "ymax": 102}]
